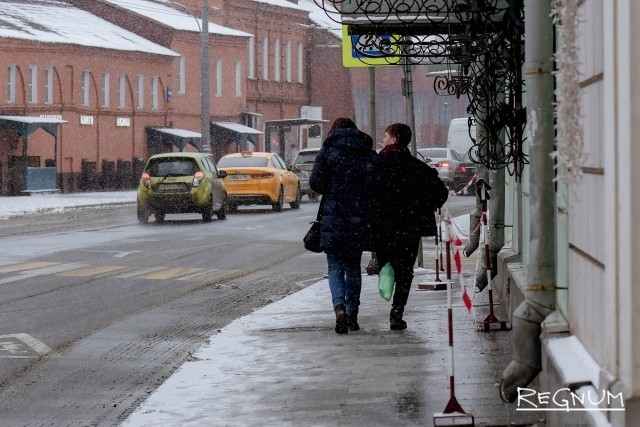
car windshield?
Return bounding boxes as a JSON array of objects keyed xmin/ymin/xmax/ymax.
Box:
[
  {"xmin": 217, "ymin": 156, "xmax": 269, "ymax": 168},
  {"xmin": 146, "ymin": 158, "xmax": 199, "ymax": 177},
  {"xmin": 294, "ymin": 151, "xmax": 318, "ymax": 165},
  {"xmin": 420, "ymin": 148, "xmax": 447, "ymax": 158}
]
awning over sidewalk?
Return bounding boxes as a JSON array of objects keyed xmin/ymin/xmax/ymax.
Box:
[
  {"xmin": 146, "ymin": 127, "xmax": 201, "ymax": 151},
  {"xmin": 212, "ymin": 122, "xmax": 262, "ymax": 146},
  {"xmin": 0, "ymin": 115, "xmax": 68, "ymax": 138}
]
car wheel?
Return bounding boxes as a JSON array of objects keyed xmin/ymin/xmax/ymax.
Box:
[
  {"xmin": 154, "ymin": 212, "xmax": 165, "ymax": 223},
  {"xmin": 137, "ymin": 205, "xmax": 150, "ymax": 224},
  {"xmin": 308, "ymin": 192, "xmax": 319, "ymax": 202},
  {"xmin": 290, "ymin": 185, "xmax": 301, "ymax": 209},
  {"xmin": 272, "ymin": 187, "xmax": 284, "ymax": 212},
  {"xmin": 202, "ymin": 197, "xmax": 214, "ymax": 222},
  {"xmin": 216, "ymin": 198, "xmax": 228, "ymax": 220}
]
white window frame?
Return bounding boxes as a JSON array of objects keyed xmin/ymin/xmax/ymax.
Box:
[
  {"xmin": 285, "ymin": 41, "xmax": 292, "ymax": 82},
  {"xmin": 297, "ymin": 42, "xmax": 304, "ymax": 83},
  {"xmin": 216, "ymin": 59, "xmax": 222, "ymax": 97},
  {"xmin": 151, "ymin": 75, "xmax": 158, "ymax": 110},
  {"xmin": 136, "ymin": 74, "xmax": 144, "ymax": 109},
  {"xmin": 118, "ymin": 74, "xmax": 126, "ymax": 108},
  {"xmin": 44, "ymin": 66, "xmax": 53, "ymax": 105},
  {"xmin": 178, "ymin": 56, "xmax": 186, "ymax": 94},
  {"xmin": 235, "ymin": 60, "xmax": 242, "ymax": 97},
  {"xmin": 82, "ymin": 70, "xmax": 90, "ymax": 106},
  {"xmin": 262, "ymin": 37, "xmax": 269, "ymax": 80},
  {"xmin": 102, "ymin": 72, "xmax": 110, "ymax": 107},
  {"xmin": 7, "ymin": 65, "xmax": 16, "ymax": 104},
  {"xmin": 29, "ymin": 65, "xmax": 37, "ymax": 103},
  {"xmin": 248, "ymin": 37, "xmax": 255, "ymax": 80},
  {"xmin": 273, "ymin": 39, "xmax": 281, "ymax": 82}
]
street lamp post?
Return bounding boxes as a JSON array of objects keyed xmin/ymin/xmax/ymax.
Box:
[{"xmin": 200, "ymin": 0, "xmax": 211, "ymax": 154}]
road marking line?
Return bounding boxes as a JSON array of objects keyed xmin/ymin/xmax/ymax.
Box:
[
  {"xmin": 0, "ymin": 333, "xmax": 52, "ymax": 358},
  {"xmin": 175, "ymin": 268, "xmax": 219, "ymax": 281},
  {"xmin": 58, "ymin": 265, "xmax": 127, "ymax": 277},
  {"xmin": 114, "ymin": 266, "xmax": 167, "ymax": 278},
  {"xmin": 0, "ymin": 263, "xmax": 87, "ymax": 285},
  {"xmin": 143, "ymin": 267, "xmax": 203, "ymax": 280},
  {"xmin": 0, "ymin": 262, "xmax": 59, "ymax": 273}
]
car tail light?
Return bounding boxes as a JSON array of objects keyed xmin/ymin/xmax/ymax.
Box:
[
  {"xmin": 252, "ymin": 172, "xmax": 274, "ymax": 179},
  {"xmin": 456, "ymin": 165, "xmax": 467, "ymax": 173},
  {"xmin": 241, "ymin": 150, "xmax": 253, "ymax": 156},
  {"xmin": 435, "ymin": 161, "xmax": 449, "ymax": 168},
  {"xmin": 193, "ymin": 171, "xmax": 204, "ymax": 187},
  {"xmin": 141, "ymin": 172, "xmax": 151, "ymax": 189}
]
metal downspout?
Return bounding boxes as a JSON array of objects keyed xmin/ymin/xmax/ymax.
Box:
[{"xmin": 500, "ymin": 0, "xmax": 556, "ymax": 402}]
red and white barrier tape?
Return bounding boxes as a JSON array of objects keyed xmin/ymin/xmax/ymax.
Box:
[
  {"xmin": 453, "ymin": 174, "xmax": 477, "ymax": 196},
  {"xmin": 446, "ymin": 220, "xmax": 473, "ymax": 313}
]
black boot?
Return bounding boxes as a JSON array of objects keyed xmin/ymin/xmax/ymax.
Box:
[
  {"xmin": 390, "ymin": 284, "xmax": 410, "ymax": 331},
  {"xmin": 346, "ymin": 313, "xmax": 359, "ymax": 331},
  {"xmin": 390, "ymin": 308, "xmax": 407, "ymax": 330},
  {"xmin": 334, "ymin": 304, "xmax": 348, "ymax": 334}
]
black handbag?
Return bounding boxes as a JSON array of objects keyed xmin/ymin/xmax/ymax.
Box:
[{"xmin": 303, "ymin": 198, "xmax": 323, "ymax": 253}]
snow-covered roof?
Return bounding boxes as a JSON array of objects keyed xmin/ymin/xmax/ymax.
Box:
[
  {"xmin": 102, "ymin": 0, "xmax": 252, "ymax": 37},
  {"xmin": 298, "ymin": 0, "xmax": 342, "ymax": 39},
  {"xmin": 249, "ymin": 0, "xmax": 310, "ymax": 12},
  {"xmin": 0, "ymin": 0, "xmax": 179, "ymax": 56}
]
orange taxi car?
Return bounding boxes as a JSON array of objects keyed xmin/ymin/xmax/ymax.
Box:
[{"xmin": 216, "ymin": 151, "xmax": 301, "ymax": 212}]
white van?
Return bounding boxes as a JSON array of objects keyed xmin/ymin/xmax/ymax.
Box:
[
  {"xmin": 448, "ymin": 117, "xmax": 476, "ymax": 157},
  {"xmin": 447, "ymin": 118, "xmax": 477, "ymax": 192}
]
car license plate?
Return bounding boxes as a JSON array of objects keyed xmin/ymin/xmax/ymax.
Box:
[
  {"xmin": 227, "ymin": 175, "xmax": 248, "ymax": 180},
  {"xmin": 158, "ymin": 183, "xmax": 185, "ymax": 191}
]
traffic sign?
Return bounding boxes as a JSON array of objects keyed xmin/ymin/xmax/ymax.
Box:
[{"xmin": 341, "ymin": 26, "xmax": 401, "ymax": 68}]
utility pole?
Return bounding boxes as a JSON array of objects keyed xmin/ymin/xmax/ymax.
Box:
[
  {"xmin": 201, "ymin": 0, "xmax": 211, "ymax": 154},
  {"xmin": 403, "ymin": 54, "xmax": 423, "ymax": 267}
]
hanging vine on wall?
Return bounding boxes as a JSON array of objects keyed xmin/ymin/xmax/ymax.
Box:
[{"xmin": 314, "ymin": 0, "xmax": 528, "ymax": 178}]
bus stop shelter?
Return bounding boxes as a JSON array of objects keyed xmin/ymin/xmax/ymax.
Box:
[{"xmin": 0, "ymin": 115, "xmax": 67, "ymax": 193}]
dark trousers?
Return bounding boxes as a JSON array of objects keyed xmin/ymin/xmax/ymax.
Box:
[{"xmin": 376, "ymin": 232, "xmax": 421, "ymax": 313}]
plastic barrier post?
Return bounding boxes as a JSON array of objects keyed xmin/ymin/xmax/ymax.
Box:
[
  {"xmin": 418, "ymin": 209, "xmax": 447, "ymax": 291},
  {"xmin": 476, "ymin": 185, "xmax": 510, "ymax": 332},
  {"xmin": 433, "ymin": 214, "xmax": 474, "ymax": 427}
]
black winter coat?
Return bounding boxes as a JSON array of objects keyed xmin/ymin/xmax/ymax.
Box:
[
  {"xmin": 309, "ymin": 128, "xmax": 377, "ymax": 256},
  {"xmin": 372, "ymin": 149, "xmax": 449, "ymax": 243}
]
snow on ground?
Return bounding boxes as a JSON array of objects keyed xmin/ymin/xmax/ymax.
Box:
[{"xmin": 0, "ymin": 191, "xmax": 137, "ymax": 220}]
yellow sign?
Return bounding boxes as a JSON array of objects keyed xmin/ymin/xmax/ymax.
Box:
[{"xmin": 341, "ymin": 26, "xmax": 401, "ymax": 68}]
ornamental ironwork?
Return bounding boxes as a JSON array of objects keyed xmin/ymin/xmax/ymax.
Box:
[{"xmin": 314, "ymin": 0, "xmax": 528, "ymax": 178}]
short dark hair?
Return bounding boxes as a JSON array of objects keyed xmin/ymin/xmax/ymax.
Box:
[
  {"xmin": 330, "ymin": 117, "xmax": 357, "ymax": 132},
  {"xmin": 385, "ymin": 123, "xmax": 411, "ymax": 146}
]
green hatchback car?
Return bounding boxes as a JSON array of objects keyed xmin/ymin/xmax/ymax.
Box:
[{"xmin": 137, "ymin": 152, "xmax": 228, "ymax": 224}]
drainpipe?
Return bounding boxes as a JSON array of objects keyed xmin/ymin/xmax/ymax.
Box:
[{"xmin": 500, "ymin": 0, "xmax": 556, "ymax": 402}]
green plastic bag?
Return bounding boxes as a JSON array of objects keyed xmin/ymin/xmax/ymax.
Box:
[{"xmin": 378, "ymin": 262, "xmax": 395, "ymax": 301}]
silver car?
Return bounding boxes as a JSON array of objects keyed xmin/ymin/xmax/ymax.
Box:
[
  {"xmin": 292, "ymin": 148, "xmax": 321, "ymax": 201},
  {"xmin": 418, "ymin": 147, "xmax": 456, "ymax": 188}
]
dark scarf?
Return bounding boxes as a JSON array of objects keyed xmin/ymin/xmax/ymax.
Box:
[{"xmin": 380, "ymin": 143, "xmax": 411, "ymax": 155}]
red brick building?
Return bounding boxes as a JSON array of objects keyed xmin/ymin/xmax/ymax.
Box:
[{"xmin": 0, "ymin": 0, "xmax": 467, "ymax": 196}]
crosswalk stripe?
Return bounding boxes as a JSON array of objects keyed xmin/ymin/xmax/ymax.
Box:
[
  {"xmin": 143, "ymin": 268, "xmax": 203, "ymax": 280},
  {"xmin": 188, "ymin": 269, "xmax": 242, "ymax": 282},
  {"xmin": 0, "ymin": 263, "xmax": 87, "ymax": 285},
  {"xmin": 0, "ymin": 262, "xmax": 59, "ymax": 273},
  {"xmin": 114, "ymin": 266, "xmax": 167, "ymax": 278},
  {"xmin": 175, "ymin": 268, "xmax": 219, "ymax": 281},
  {"xmin": 58, "ymin": 265, "xmax": 127, "ymax": 277}
]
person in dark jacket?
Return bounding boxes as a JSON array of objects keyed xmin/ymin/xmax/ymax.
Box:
[
  {"xmin": 373, "ymin": 123, "xmax": 449, "ymax": 330},
  {"xmin": 309, "ymin": 117, "xmax": 377, "ymax": 334}
]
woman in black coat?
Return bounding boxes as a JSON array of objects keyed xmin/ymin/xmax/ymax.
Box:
[{"xmin": 309, "ymin": 118, "xmax": 377, "ymax": 334}]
